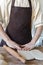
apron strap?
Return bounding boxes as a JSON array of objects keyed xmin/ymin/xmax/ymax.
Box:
[
  {"xmin": 12, "ymin": 0, "xmax": 15, "ymax": 7},
  {"xmin": 28, "ymin": 0, "xmax": 32, "ymax": 7}
]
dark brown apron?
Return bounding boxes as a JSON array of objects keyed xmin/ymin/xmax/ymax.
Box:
[{"xmin": 0, "ymin": 0, "xmax": 32, "ymax": 46}]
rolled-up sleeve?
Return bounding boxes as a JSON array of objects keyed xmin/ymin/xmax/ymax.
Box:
[
  {"xmin": 32, "ymin": 0, "xmax": 43, "ymax": 28},
  {"xmin": 0, "ymin": 0, "xmax": 9, "ymax": 30},
  {"xmin": 0, "ymin": 0, "xmax": 5, "ymax": 30},
  {"xmin": 0, "ymin": 6, "xmax": 3, "ymax": 25},
  {"xmin": 0, "ymin": 7, "xmax": 5, "ymax": 29},
  {"xmin": 34, "ymin": 12, "xmax": 43, "ymax": 28}
]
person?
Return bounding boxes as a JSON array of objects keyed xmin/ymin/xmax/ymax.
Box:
[{"xmin": 0, "ymin": 0, "xmax": 43, "ymax": 50}]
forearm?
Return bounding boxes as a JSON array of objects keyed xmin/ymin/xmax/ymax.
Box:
[
  {"xmin": 31, "ymin": 26, "xmax": 43, "ymax": 44},
  {"xmin": 0, "ymin": 24, "xmax": 21, "ymax": 49},
  {"xmin": 0, "ymin": 24, "xmax": 11, "ymax": 43}
]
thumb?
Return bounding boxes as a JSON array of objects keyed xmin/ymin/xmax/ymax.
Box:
[{"xmin": 16, "ymin": 46, "xmax": 21, "ymax": 50}]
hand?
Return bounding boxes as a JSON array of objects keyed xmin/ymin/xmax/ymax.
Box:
[
  {"xmin": 6, "ymin": 40, "xmax": 21, "ymax": 50},
  {"xmin": 21, "ymin": 42, "xmax": 35, "ymax": 51}
]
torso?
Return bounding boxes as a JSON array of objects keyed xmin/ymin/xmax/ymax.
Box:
[{"xmin": 1, "ymin": 0, "xmax": 32, "ymax": 46}]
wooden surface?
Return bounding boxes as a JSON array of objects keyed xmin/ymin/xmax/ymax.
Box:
[{"xmin": 0, "ymin": 47, "xmax": 43, "ymax": 65}]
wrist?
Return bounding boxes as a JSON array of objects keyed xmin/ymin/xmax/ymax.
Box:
[
  {"xmin": 31, "ymin": 40, "xmax": 36, "ymax": 45},
  {"xmin": 6, "ymin": 38, "xmax": 11, "ymax": 44}
]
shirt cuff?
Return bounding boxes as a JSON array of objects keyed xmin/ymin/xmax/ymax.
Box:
[
  {"xmin": 35, "ymin": 24, "xmax": 43, "ymax": 28},
  {"xmin": 34, "ymin": 12, "xmax": 43, "ymax": 28}
]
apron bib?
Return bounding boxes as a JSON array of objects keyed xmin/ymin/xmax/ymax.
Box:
[{"xmin": 1, "ymin": 0, "xmax": 32, "ymax": 46}]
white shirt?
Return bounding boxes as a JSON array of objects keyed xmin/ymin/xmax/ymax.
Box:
[{"xmin": 0, "ymin": 0, "xmax": 43, "ymax": 45}]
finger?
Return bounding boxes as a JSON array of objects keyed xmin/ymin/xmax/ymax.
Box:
[
  {"xmin": 21, "ymin": 47, "xmax": 28, "ymax": 51},
  {"xmin": 16, "ymin": 47, "xmax": 21, "ymax": 50},
  {"xmin": 20, "ymin": 44, "xmax": 26, "ymax": 47},
  {"xmin": 16, "ymin": 46, "xmax": 21, "ymax": 50},
  {"xmin": 21, "ymin": 47, "xmax": 26, "ymax": 50},
  {"xmin": 28, "ymin": 47, "xmax": 34, "ymax": 51},
  {"xmin": 29, "ymin": 46, "xmax": 35, "ymax": 50},
  {"xmin": 24, "ymin": 48, "xmax": 31, "ymax": 51},
  {"xmin": 22, "ymin": 47, "xmax": 32, "ymax": 51},
  {"xmin": 26, "ymin": 48, "xmax": 30, "ymax": 51}
]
